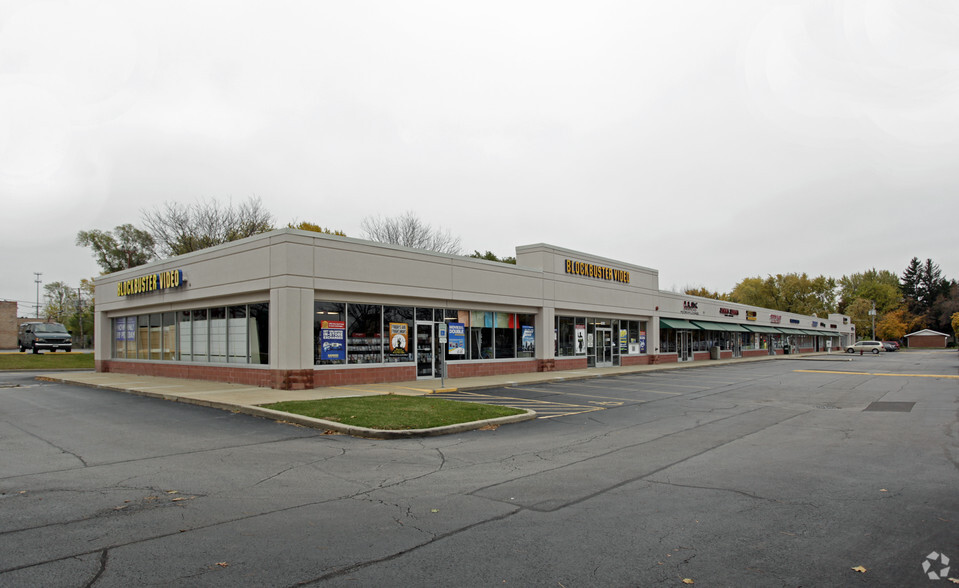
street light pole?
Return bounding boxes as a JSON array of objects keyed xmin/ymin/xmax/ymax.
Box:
[
  {"xmin": 34, "ymin": 272, "xmax": 42, "ymax": 318},
  {"xmin": 869, "ymin": 301, "xmax": 876, "ymax": 340}
]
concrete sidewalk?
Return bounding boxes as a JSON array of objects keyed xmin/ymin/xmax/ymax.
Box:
[{"xmin": 38, "ymin": 353, "xmax": 849, "ymax": 437}]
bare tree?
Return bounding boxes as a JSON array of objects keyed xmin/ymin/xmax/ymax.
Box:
[
  {"xmin": 142, "ymin": 196, "xmax": 275, "ymax": 257},
  {"xmin": 360, "ymin": 211, "xmax": 462, "ymax": 255}
]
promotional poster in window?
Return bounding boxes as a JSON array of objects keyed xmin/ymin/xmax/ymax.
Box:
[
  {"xmin": 448, "ymin": 323, "xmax": 466, "ymax": 355},
  {"xmin": 320, "ymin": 321, "xmax": 346, "ymax": 361}
]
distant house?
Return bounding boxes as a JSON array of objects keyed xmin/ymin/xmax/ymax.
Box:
[{"xmin": 903, "ymin": 329, "xmax": 951, "ymax": 349}]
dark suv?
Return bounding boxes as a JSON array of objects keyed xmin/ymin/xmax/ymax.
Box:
[{"xmin": 18, "ymin": 322, "xmax": 73, "ymax": 353}]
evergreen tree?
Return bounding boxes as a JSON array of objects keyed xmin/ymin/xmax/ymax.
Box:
[{"xmin": 901, "ymin": 257, "xmax": 921, "ymax": 307}]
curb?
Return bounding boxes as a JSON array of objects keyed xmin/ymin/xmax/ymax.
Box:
[{"xmin": 37, "ymin": 375, "xmax": 537, "ymax": 439}]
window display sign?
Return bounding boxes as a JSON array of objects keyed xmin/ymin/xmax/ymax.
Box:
[
  {"xmin": 620, "ymin": 329, "xmax": 628, "ymax": 353},
  {"xmin": 575, "ymin": 324, "xmax": 586, "ymax": 354},
  {"xmin": 448, "ymin": 322, "xmax": 466, "ymax": 355},
  {"xmin": 521, "ymin": 326, "xmax": 535, "ymax": 353},
  {"xmin": 320, "ymin": 320, "xmax": 346, "ymax": 361},
  {"xmin": 390, "ymin": 322, "xmax": 409, "ymax": 355},
  {"xmin": 639, "ymin": 331, "xmax": 647, "ymax": 353}
]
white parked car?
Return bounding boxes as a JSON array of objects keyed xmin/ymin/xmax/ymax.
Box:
[{"xmin": 845, "ymin": 340, "xmax": 884, "ymax": 354}]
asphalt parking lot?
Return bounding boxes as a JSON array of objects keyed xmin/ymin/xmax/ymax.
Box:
[{"xmin": 1, "ymin": 350, "xmax": 957, "ymax": 586}]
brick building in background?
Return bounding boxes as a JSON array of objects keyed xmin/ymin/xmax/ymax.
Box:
[{"xmin": 0, "ymin": 301, "xmax": 16, "ymax": 348}]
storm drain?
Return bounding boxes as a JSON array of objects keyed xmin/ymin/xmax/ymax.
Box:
[{"xmin": 863, "ymin": 401, "xmax": 915, "ymax": 412}]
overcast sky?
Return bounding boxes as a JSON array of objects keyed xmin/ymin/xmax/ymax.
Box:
[{"xmin": 2, "ymin": 1, "xmax": 958, "ymax": 314}]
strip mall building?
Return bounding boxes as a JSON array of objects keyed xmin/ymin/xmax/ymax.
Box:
[{"xmin": 93, "ymin": 230, "xmax": 855, "ymax": 390}]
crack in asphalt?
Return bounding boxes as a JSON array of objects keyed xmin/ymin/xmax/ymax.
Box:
[
  {"xmin": 0, "ymin": 433, "xmax": 328, "ymax": 482},
  {"xmin": 82, "ymin": 549, "xmax": 108, "ymax": 588},
  {"xmin": 3, "ymin": 419, "xmax": 88, "ymax": 467}
]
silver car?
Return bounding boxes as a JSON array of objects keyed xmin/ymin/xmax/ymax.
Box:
[{"xmin": 845, "ymin": 340, "xmax": 884, "ymax": 354}]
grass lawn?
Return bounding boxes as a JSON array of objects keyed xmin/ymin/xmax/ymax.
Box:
[
  {"xmin": 0, "ymin": 352, "xmax": 95, "ymax": 370},
  {"xmin": 263, "ymin": 394, "xmax": 525, "ymax": 430}
]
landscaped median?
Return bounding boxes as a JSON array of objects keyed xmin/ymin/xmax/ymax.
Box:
[
  {"xmin": 0, "ymin": 353, "xmax": 94, "ymax": 370},
  {"xmin": 254, "ymin": 394, "xmax": 535, "ymax": 439}
]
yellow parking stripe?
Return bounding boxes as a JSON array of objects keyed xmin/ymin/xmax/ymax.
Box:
[{"xmin": 795, "ymin": 369, "xmax": 959, "ymax": 380}]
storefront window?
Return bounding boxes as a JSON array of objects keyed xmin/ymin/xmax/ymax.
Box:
[
  {"xmin": 209, "ymin": 307, "xmax": 227, "ymax": 362},
  {"xmin": 162, "ymin": 312, "xmax": 176, "ymax": 360},
  {"xmin": 470, "ymin": 311, "xmax": 493, "ymax": 359},
  {"xmin": 178, "ymin": 311, "xmax": 192, "ymax": 361},
  {"xmin": 315, "ymin": 301, "xmax": 346, "ymax": 365},
  {"xmin": 445, "ymin": 310, "xmax": 468, "ymax": 361},
  {"xmin": 556, "ymin": 317, "xmax": 574, "ymax": 356},
  {"xmin": 494, "ymin": 312, "xmax": 516, "ymax": 359},
  {"xmin": 192, "ymin": 309, "xmax": 208, "ymax": 361},
  {"xmin": 134, "ymin": 315, "xmax": 147, "ymax": 359},
  {"xmin": 149, "ymin": 313, "xmax": 162, "ymax": 360},
  {"xmin": 517, "ymin": 313, "xmax": 535, "ymax": 358},
  {"xmin": 114, "ymin": 318, "xmax": 125, "ymax": 359},
  {"xmin": 227, "ymin": 306, "xmax": 247, "ymax": 363},
  {"xmin": 249, "ymin": 303, "xmax": 269, "ymax": 365},
  {"xmin": 348, "ymin": 304, "xmax": 383, "ymax": 364},
  {"xmin": 111, "ymin": 303, "xmax": 268, "ymax": 365},
  {"xmin": 383, "ymin": 306, "xmax": 413, "ymax": 363}
]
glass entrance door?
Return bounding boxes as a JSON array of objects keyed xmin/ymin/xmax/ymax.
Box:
[
  {"xmin": 677, "ymin": 330, "xmax": 692, "ymax": 362},
  {"xmin": 732, "ymin": 333, "xmax": 742, "ymax": 358},
  {"xmin": 596, "ymin": 328, "xmax": 613, "ymax": 367},
  {"xmin": 415, "ymin": 322, "xmax": 434, "ymax": 379}
]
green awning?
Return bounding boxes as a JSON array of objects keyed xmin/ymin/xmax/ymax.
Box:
[
  {"xmin": 660, "ymin": 318, "xmax": 702, "ymax": 330},
  {"xmin": 801, "ymin": 329, "xmax": 825, "ymax": 336},
  {"xmin": 743, "ymin": 325, "xmax": 781, "ymax": 334},
  {"xmin": 692, "ymin": 321, "xmax": 750, "ymax": 333},
  {"xmin": 776, "ymin": 327, "xmax": 807, "ymax": 335}
]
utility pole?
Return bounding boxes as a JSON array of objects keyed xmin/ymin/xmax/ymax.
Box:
[
  {"xmin": 869, "ymin": 301, "xmax": 876, "ymax": 340},
  {"xmin": 76, "ymin": 287, "xmax": 84, "ymax": 349},
  {"xmin": 34, "ymin": 272, "xmax": 42, "ymax": 318}
]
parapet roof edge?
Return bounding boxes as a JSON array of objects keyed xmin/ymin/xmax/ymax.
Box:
[{"xmin": 515, "ymin": 243, "xmax": 659, "ymax": 274}]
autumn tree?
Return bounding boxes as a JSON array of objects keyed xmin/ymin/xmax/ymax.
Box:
[
  {"xmin": 287, "ymin": 221, "xmax": 346, "ymax": 236},
  {"xmin": 361, "ymin": 211, "xmax": 462, "ymax": 255},
  {"xmin": 142, "ymin": 196, "xmax": 275, "ymax": 257},
  {"xmin": 876, "ymin": 307, "xmax": 921, "ymax": 341},
  {"xmin": 76, "ymin": 224, "xmax": 156, "ymax": 273}
]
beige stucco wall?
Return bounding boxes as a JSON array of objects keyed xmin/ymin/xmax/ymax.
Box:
[{"xmin": 93, "ymin": 229, "xmax": 854, "ymax": 370}]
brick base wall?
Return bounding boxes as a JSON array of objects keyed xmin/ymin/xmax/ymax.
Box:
[
  {"xmin": 650, "ymin": 354, "xmax": 678, "ymax": 364},
  {"xmin": 447, "ymin": 360, "xmax": 538, "ymax": 378},
  {"xmin": 621, "ymin": 355, "xmax": 651, "ymax": 366},
  {"xmin": 99, "ymin": 360, "xmax": 281, "ymax": 388},
  {"xmin": 312, "ymin": 365, "xmax": 416, "ymax": 387},
  {"xmin": 743, "ymin": 349, "xmax": 771, "ymax": 358}
]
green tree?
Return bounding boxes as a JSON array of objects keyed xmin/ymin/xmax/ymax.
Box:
[
  {"xmin": 951, "ymin": 311, "xmax": 959, "ymax": 340},
  {"xmin": 729, "ymin": 273, "xmax": 835, "ymax": 315},
  {"xmin": 682, "ymin": 287, "xmax": 728, "ymax": 300},
  {"xmin": 729, "ymin": 276, "xmax": 776, "ymax": 310},
  {"xmin": 837, "ymin": 269, "xmax": 901, "ymax": 315},
  {"xmin": 469, "ymin": 250, "xmax": 516, "ymax": 264},
  {"xmin": 845, "ymin": 298, "xmax": 875, "ymax": 340},
  {"xmin": 42, "ymin": 281, "xmax": 77, "ymax": 323},
  {"xmin": 287, "ymin": 221, "xmax": 346, "ymax": 236},
  {"xmin": 901, "ymin": 257, "xmax": 921, "ymax": 309},
  {"xmin": 142, "ymin": 196, "xmax": 275, "ymax": 257},
  {"xmin": 76, "ymin": 224, "xmax": 156, "ymax": 273}
]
